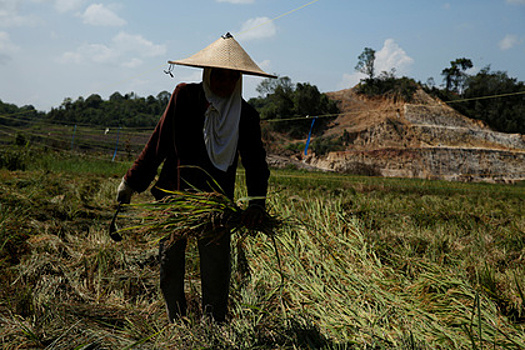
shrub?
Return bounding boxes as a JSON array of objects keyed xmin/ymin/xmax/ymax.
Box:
[
  {"xmin": 249, "ymin": 78, "xmax": 339, "ymax": 139},
  {"xmin": 0, "ymin": 148, "xmax": 29, "ymax": 171},
  {"xmin": 310, "ymin": 136, "xmax": 345, "ymax": 156},
  {"xmin": 356, "ymin": 74, "xmax": 419, "ymax": 102},
  {"xmin": 14, "ymin": 133, "xmax": 29, "ymax": 147}
]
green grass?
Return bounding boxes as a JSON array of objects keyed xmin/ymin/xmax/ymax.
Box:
[
  {"xmin": 28, "ymin": 150, "xmax": 132, "ymax": 176},
  {"xmin": 0, "ymin": 150, "xmax": 523, "ymax": 349},
  {"xmin": 1, "ymin": 140, "xmax": 132, "ymax": 176}
]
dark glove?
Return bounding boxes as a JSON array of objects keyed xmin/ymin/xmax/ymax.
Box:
[{"xmin": 241, "ymin": 205, "xmax": 266, "ymax": 229}]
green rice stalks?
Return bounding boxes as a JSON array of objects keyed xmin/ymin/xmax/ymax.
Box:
[{"xmin": 125, "ymin": 188, "xmax": 283, "ymax": 244}]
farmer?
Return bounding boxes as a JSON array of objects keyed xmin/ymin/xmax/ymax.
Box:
[{"xmin": 116, "ymin": 33, "xmax": 274, "ymax": 323}]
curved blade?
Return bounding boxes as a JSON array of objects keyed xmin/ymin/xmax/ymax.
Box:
[{"xmin": 109, "ymin": 203, "xmax": 123, "ymax": 242}]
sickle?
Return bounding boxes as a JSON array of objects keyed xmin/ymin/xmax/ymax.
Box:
[{"xmin": 109, "ymin": 203, "xmax": 123, "ymax": 242}]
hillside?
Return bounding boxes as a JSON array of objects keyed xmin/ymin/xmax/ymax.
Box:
[{"xmin": 285, "ymin": 87, "xmax": 525, "ymax": 183}]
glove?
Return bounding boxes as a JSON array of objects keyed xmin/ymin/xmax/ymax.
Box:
[
  {"xmin": 241, "ymin": 204, "xmax": 266, "ymax": 229},
  {"xmin": 116, "ymin": 177, "xmax": 134, "ymax": 204}
]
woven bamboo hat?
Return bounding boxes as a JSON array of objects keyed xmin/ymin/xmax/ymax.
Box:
[{"xmin": 168, "ymin": 33, "xmax": 277, "ymax": 79}]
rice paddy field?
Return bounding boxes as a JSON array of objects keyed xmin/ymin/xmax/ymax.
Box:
[{"xmin": 0, "ymin": 147, "xmax": 524, "ymax": 349}]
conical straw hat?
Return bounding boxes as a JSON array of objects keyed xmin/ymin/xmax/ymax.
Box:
[{"xmin": 168, "ymin": 33, "xmax": 277, "ymax": 79}]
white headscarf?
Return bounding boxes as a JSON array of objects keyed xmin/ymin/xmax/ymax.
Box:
[{"xmin": 202, "ymin": 68, "xmax": 242, "ymax": 172}]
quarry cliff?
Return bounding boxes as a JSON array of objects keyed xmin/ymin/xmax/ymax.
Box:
[{"xmin": 269, "ymin": 87, "xmax": 525, "ymax": 183}]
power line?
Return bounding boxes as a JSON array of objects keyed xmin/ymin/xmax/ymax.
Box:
[
  {"xmin": 444, "ymin": 90, "xmax": 525, "ymax": 104},
  {"xmin": 235, "ymin": 0, "xmax": 321, "ymax": 37},
  {"xmin": 0, "ymin": 112, "xmax": 156, "ymax": 133},
  {"xmin": 0, "ymin": 123, "xmax": 148, "ymax": 152},
  {"xmin": 263, "ymin": 112, "xmax": 340, "ymax": 123},
  {"xmin": 94, "ymin": 0, "xmax": 324, "ymax": 100},
  {"xmin": 1, "ymin": 86, "xmax": 523, "ymax": 130}
]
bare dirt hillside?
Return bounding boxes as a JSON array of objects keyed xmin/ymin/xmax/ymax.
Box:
[{"xmin": 269, "ymin": 87, "xmax": 525, "ymax": 183}]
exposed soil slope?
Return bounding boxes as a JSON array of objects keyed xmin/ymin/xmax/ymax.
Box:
[{"xmin": 270, "ymin": 87, "xmax": 525, "ymax": 183}]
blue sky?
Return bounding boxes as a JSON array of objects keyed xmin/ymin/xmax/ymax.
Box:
[{"xmin": 1, "ymin": 0, "xmax": 524, "ymax": 111}]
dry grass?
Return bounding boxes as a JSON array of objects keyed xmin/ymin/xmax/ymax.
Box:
[
  {"xmin": 0, "ymin": 166, "xmax": 524, "ymax": 349},
  {"xmin": 122, "ymin": 189, "xmax": 283, "ymax": 244}
]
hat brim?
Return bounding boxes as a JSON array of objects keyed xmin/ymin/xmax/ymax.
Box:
[
  {"xmin": 168, "ymin": 35, "xmax": 277, "ymax": 79},
  {"xmin": 168, "ymin": 60, "xmax": 277, "ymax": 79}
]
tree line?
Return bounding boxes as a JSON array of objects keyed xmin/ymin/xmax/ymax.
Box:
[
  {"xmin": 433, "ymin": 65, "xmax": 525, "ymax": 134},
  {"xmin": 45, "ymin": 91, "xmax": 172, "ymax": 128},
  {"xmin": 0, "ymin": 91, "xmax": 171, "ymax": 128},
  {"xmin": 0, "ymin": 81, "xmax": 339, "ymax": 139},
  {"xmin": 247, "ymin": 77, "xmax": 339, "ymax": 138},
  {"xmin": 354, "ymin": 48, "xmax": 525, "ymax": 134},
  {"xmin": 0, "ymin": 101, "xmax": 45, "ymax": 127},
  {"xmin": 2, "ymin": 54, "xmax": 524, "ymax": 136}
]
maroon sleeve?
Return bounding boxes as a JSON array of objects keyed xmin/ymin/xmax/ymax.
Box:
[
  {"xmin": 124, "ymin": 84, "xmax": 186, "ymax": 193},
  {"xmin": 238, "ymin": 102, "xmax": 270, "ymax": 208}
]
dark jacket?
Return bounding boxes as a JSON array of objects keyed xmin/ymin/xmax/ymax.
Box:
[{"xmin": 125, "ymin": 82, "xmax": 270, "ymax": 205}]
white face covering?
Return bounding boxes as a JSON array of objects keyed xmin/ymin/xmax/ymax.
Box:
[{"xmin": 202, "ymin": 68, "xmax": 242, "ymax": 172}]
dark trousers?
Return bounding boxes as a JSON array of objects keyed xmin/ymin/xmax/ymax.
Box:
[{"xmin": 159, "ymin": 233, "xmax": 231, "ymax": 322}]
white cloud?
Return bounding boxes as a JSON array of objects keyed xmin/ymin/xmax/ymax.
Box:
[
  {"xmin": 178, "ymin": 69, "xmax": 203, "ymax": 83},
  {"xmin": 0, "ymin": 31, "xmax": 20, "ymax": 64},
  {"xmin": 59, "ymin": 43, "xmax": 117, "ymax": 64},
  {"xmin": 339, "ymin": 39, "xmax": 414, "ymax": 89},
  {"xmin": 236, "ymin": 17, "xmax": 277, "ymax": 41},
  {"xmin": 59, "ymin": 50, "xmax": 82, "ymax": 64},
  {"xmin": 499, "ymin": 34, "xmax": 521, "ymax": 50},
  {"xmin": 54, "ymin": 0, "xmax": 84, "ymax": 13},
  {"xmin": 0, "ymin": 31, "xmax": 18, "ymax": 52},
  {"xmin": 216, "ymin": 0, "xmax": 254, "ymax": 3},
  {"xmin": 338, "ymin": 72, "xmax": 365, "ymax": 90},
  {"xmin": 113, "ymin": 31, "xmax": 166, "ymax": 57},
  {"xmin": 506, "ymin": 0, "xmax": 525, "ymax": 4},
  {"xmin": 122, "ymin": 57, "xmax": 142, "ymax": 68},
  {"xmin": 59, "ymin": 31, "xmax": 166, "ymax": 67},
  {"xmin": 257, "ymin": 59, "xmax": 271, "ymax": 71},
  {"xmin": 0, "ymin": 0, "xmax": 40, "ymax": 27},
  {"xmin": 80, "ymin": 3, "xmax": 126, "ymax": 26},
  {"xmin": 375, "ymin": 38, "xmax": 414, "ymax": 75}
]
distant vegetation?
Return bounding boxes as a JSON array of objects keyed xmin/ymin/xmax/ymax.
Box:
[
  {"xmin": 429, "ymin": 66, "xmax": 525, "ymax": 134},
  {"xmin": 0, "ymin": 101, "xmax": 45, "ymax": 126},
  {"xmin": 0, "ymin": 91, "xmax": 171, "ymax": 129},
  {"xmin": 1, "ymin": 55, "xmax": 524, "ymax": 138},
  {"xmin": 46, "ymin": 91, "xmax": 171, "ymax": 127},
  {"xmin": 1, "ymin": 79, "xmax": 338, "ymax": 140},
  {"xmin": 353, "ymin": 48, "xmax": 525, "ymax": 134},
  {"xmin": 248, "ymin": 76, "xmax": 340, "ymax": 139},
  {"xmin": 355, "ymin": 73, "xmax": 419, "ymax": 102}
]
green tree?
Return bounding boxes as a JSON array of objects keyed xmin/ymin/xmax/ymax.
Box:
[
  {"xmin": 441, "ymin": 58, "xmax": 473, "ymax": 93},
  {"xmin": 455, "ymin": 66, "xmax": 525, "ymax": 134},
  {"xmin": 355, "ymin": 47, "xmax": 376, "ymax": 80},
  {"xmin": 355, "ymin": 72, "xmax": 419, "ymax": 103},
  {"xmin": 0, "ymin": 100, "xmax": 44, "ymax": 126},
  {"xmin": 249, "ymin": 77, "xmax": 339, "ymax": 138},
  {"xmin": 157, "ymin": 91, "xmax": 171, "ymax": 106},
  {"xmin": 44, "ymin": 91, "xmax": 162, "ymax": 127},
  {"xmin": 85, "ymin": 94, "xmax": 103, "ymax": 109},
  {"xmin": 109, "ymin": 92, "xmax": 124, "ymax": 102},
  {"xmin": 256, "ymin": 76, "xmax": 293, "ymax": 97}
]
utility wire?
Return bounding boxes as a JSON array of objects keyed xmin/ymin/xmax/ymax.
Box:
[
  {"xmin": 444, "ymin": 90, "xmax": 525, "ymax": 104},
  {"xmin": 0, "ymin": 113, "xmax": 156, "ymax": 133},
  {"xmin": 235, "ymin": 0, "xmax": 321, "ymax": 37},
  {"xmin": 84, "ymin": 0, "xmax": 324, "ymax": 100},
  {"xmin": 0, "ymin": 123, "xmax": 147, "ymax": 152},
  {"xmin": 1, "ymin": 87, "xmax": 524, "ymax": 129}
]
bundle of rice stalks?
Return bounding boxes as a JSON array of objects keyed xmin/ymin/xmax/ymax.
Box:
[{"xmin": 122, "ymin": 189, "xmax": 283, "ymax": 244}]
